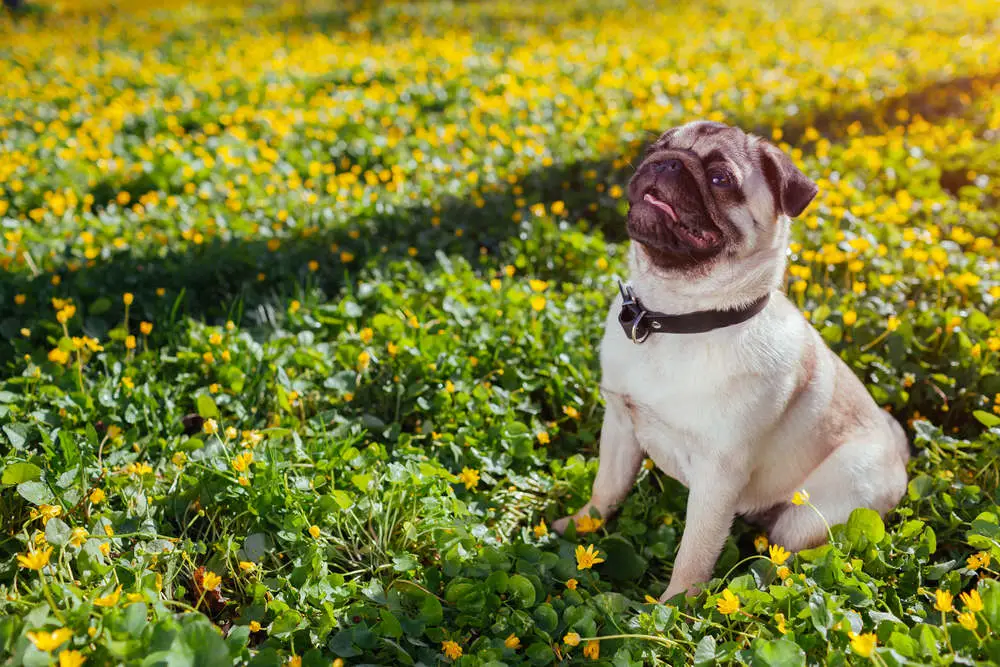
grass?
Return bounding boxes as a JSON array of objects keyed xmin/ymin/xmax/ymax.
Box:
[{"xmin": 1, "ymin": 0, "xmax": 1000, "ymax": 664}]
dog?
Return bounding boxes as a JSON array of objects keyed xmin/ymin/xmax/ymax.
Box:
[{"xmin": 553, "ymin": 121, "xmax": 909, "ymax": 600}]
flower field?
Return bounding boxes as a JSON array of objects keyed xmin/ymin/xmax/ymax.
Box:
[{"xmin": 2, "ymin": 0, "xmax": 1000, "ymax": 664}]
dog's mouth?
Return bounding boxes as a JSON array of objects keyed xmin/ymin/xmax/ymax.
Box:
[{"xmin": 630, "ymin": 191, "xmax": 722, "ymax": 251}]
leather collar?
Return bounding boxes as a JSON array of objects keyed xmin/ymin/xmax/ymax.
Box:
[{"xmin": 617, "ymin": 281, "xmax": 770, "ymax": 343}]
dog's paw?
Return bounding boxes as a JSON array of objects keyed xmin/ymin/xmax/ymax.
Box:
[{"xmin": 551, "ymin": 516, "xmax": 573, "ymax": 534}]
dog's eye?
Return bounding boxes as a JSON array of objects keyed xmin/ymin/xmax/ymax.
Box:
[{"xmin": 709, "ymin": 171, "xmax": 734, "ymax": 188}]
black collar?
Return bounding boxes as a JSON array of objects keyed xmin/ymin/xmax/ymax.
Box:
[{"xmin": 617, "ymin": 281, "xmax": 770, "ymax": 343}]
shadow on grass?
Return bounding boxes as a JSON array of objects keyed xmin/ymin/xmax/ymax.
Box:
[{"xmin": 2, "ymin": 67, "xmax": 996, "ymax": 377}]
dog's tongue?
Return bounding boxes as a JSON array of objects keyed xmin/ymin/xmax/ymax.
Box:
[{"xmin": 644, "ymin": 193, "xmax": 679, "ymax": 222}]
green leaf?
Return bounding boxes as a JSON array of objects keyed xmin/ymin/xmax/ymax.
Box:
[
  {"xmin": 17, "ymin": 481, "xmax": 53, "ymax": 505},
  {"xmin": 533, "ymin": 604, "xmax": 558, "ymax": 633},
  {"xmin": 752, "ymin": 638, "xmax": 806, "ymax": 667},
  {"xmin": 598, "ymin": 535, "xmax": 647, "ymax": 581},
  {"xmin": 525, "ymin": 642, "xmax": 554, "ymax": 665},
  {"xmin": 973, "ymin": 410, "xmax": 1000, "ymax": 427},
  {"xmin": 376, "ymin": 610, "xmax": 403, "ymax": 638},
  {"xmin": 981, "ymin": 580, "xmax": 1000, "ymax": 631},
  {"xmin": 693, "ymin": 635, "xmax": 716, "ymax": 666},
  {"xmin": 45, "ymin": 517, "xmax": 71, "ymax": 546},
  {"xmin": 808, "ymin": 592, "xmax": 832, "ymax": 637},
  {"xmin": 89, "ymin": 297, "xmax": 113, "ymax": 316},
  {"xmin": 196, "ymin": 394, "xmax": 219, "ymax": 418},
  {"xmin": 1, "ymin": 462, "xmax": 43, "ymax": 485},
  {"xmin": 845, "ymin": 508, "xmax": 885, "ymax": 545},
  {"xmin": 507, "ymin": 574, "xmax": 537, "ymax": 608}
]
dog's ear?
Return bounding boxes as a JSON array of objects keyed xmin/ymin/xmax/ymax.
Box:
[{"xmin": 760, "ymin": 141, "xmax": 818, "ymax": 218}]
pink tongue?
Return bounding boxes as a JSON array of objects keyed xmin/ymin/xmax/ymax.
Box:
[{"xmin": 644, "ymin": 193, "xmax": 678, "ymax": 222}]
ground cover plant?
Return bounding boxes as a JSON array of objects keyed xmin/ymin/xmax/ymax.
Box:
[{"xmin": 1, "ymin": 0, "xmax": 1000, "ymax": 664}]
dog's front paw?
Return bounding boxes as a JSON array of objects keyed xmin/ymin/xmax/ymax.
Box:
[
  {"xmin": 658, "ymin": 582, "xmax": 702, "ymax": 602},
  {"xmin": 551, "ymin": 516, "xmax": 573, "ymax": 534}
]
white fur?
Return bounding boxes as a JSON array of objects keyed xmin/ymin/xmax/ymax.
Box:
[{"xmin": 554, "ymin": 214, "xmax": 908, "ymax": 600}]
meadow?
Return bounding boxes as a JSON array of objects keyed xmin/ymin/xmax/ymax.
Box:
[{"xmin": 1, "ymin": 0, "xmax": 1000, "ymax": 664}]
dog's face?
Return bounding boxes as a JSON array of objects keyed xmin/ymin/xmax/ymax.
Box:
[{"xmin": 626, "ymin": 121, "xmax": 818, "ymax": 273}]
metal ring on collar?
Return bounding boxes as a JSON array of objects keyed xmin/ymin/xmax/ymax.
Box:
[{"xmin": 630, "ymin": 311, "xmax": 649, "ymax": 344}]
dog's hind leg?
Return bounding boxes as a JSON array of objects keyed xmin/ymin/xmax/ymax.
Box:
[
  {"xmin": 768, "ymin": 433, "xmax": 908, "ymax": 551},
  {"xmin": 553, "ymin": 399, "xmax": 642, "ymax": 533}
]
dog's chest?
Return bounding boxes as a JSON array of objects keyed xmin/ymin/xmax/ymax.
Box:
[{"xmin": 600, "ymin": 323, "xmax": 766, "ymax": 480}]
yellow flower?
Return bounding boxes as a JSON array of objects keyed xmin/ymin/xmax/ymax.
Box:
[
  {"xmin": 208, "ymin": 333, "xmax": 223, "ymax": 345},
  {"xmin": 225, "ymin": 426, "xmax": 238, "ymax": 440},
  {"xmin": 967, "ymin": 551, "xmax": 991, "ymax": 570},
  {"xmin": 575, "ymin": 544, "xmax": 605, "ymax": 570},
  {"xmin": 289, "ymin": 300, "xmax": 301, "ymax": 314},
  {"xmin": 357, "ymin": 351, "xmax": 371, "ymax": 370},
  {"xmin": 123, "ymin": 293, "xmax": 134, "ymax": 306},
  {"xmin": 249, "ymin": 621, "xmax": 262, "ymax": 632},
  {"xmin": 564, "ymin": 631, "xmax": 581, "ymax": 647},
  {"xmin": 121, "ymin": 377, "xmax": 134, "ymax": 389},
  {"xmin": 754, "ymin": 535, "xmax": 769, "ymax": 553},
  {"xmin": 125, "ymin": 335, "xmax": 136, "ymax": 350},
  {"xmin": 94, "ymin": 585, "xmax": 122, "ymax": 607},
  {"xmin": 504, "ymin": 633, "xmax": 521, "ymax": 649},
  {"xmin": 958, "ymin": 611, "xmax": 978, "ymax": 631},
  {"xmin": 140, "ymin": 321, "xmax": 153, "ymax": 335},
  {"xmin": 387, "ymin": 342, "xmax": 399, "ymax": 356},
  {"xmin": 934, "ymin": 589, "xmax": 954, "ymax": 613},
  {"xmin": 20, "ymin": 328, "xmax": 30, "ymax": 337},
  {"xmin": 583, "ymin": 640, "xmax": 600, "ymax": 659},
  {"xmin": 359, "ymin": 327, "xmax": 373, "ymax": 343},
  {"xmin": 775, "ymin": 612, "xmax": 787, "ymax": 634},
  {"xmin": 32, "ymin": 504, "xmax": 62, "ymax": 526},
  {"xmin": 232, "ymin": 451, "xmax": 254, "ymax": 472},
  {"xmin": 309, "ymin": 525, "xmax": 321, "ymax": 539},
  {"xmin": 529, "ymin": 279, "xmax": 549, "ymax": 292},
  {"xmin": 849, "ymin": 632, "xmax": 877, "ymax": 658},
  {"xmin": 59, "ymin": 650, "xmax": 87, "ymax": 667},
  {"xmin": 777, "ymin": 566, "xmax": 791, "ymax": 580},
  {"xmin": 15, "ymin": 294, "xmax": 26, "ymax": 305},
  {"xmin": 716, "ymin": 589, "xmax": 740, "ymax": 615},
  {"xmin": 98, "ymin": 542, "xmax": 111, "ymax": 556},
  {"xmin": 340, "ymin": 251, "xmax": 355, "ymax": 263},
  {"xmin": 769, "ymin": 544, "xmax": 791, "ymax": 566},
  {"xmin": 202, "ymin": 419, "xmax": 218, "ymax": 435},
  {"xmin": 530, "ymin": 295, "xmax": 546, "ymax": 311},
  {"xmin": 791, "ymin": 489, "xmax": 810, "ymax": 505},
  {"xmin": 458, "ymin": 467, "xmax": 480, "ymax": 490},
  {"xmin": 104, "ymin": 524, "xmax": 114, "ymax": 537},
  {"xmin": 442, "ymin": 640, "xmax": 462, "ymax": 660},
  {"xmin": 89, "ymin": 488, "xmax": 106, "ymax": 504},
  {"xmin": 69, "ymin": 528, "xmax": 88, "ymax": 548},
  {"xmin": 887, "ymin": 316, "xmax": 901, "ymax": 332},
  {"xmin": 172, "ymin": 452, "xmax": 187, "ymax": 468},
  {"xmin": 202, "ymin": 571, "xmax": 222, "ymax": 591},
  {"xmin": 960, "ymin": 589, "xmax": 984, "ymax": 612},
  {"xmin": 644, "ymin": 595, "xmax": 658, "ymax": 603},
  {"xmin": 843, "ymin": 310, "xmax": 857, "ymax": 326},
  {"xmin": 575, "ymin": 515, "xmax": 603, "ymax": 534},
  {"xmin": 444, "ymin": 380, "xmax": 455, "ymax": 393},
  {"xmin": 562, "ymin": 405, "xmax": 580, "ymax": 419},
  {"xmin": 566, "ymin": 578, "xmax": 578, "ymax": 590},
  {"xmin": 533, "ymin": 519, "xmax": 548, "ymax": 538},
  {"xmin": 239, "ymin": 561, "xmax": 256, "ymax": 573},
  {"xmin": 17, "ymin": 547, "xmax": 53, "ymax": 570},
  {"xmin": 308, "ymin": 260, "xmax": 319, "ymax": 272},
  {"xmin": 537, "ymin": 431, "xmax": 550, "ymax": 445},
  {"xmin": 26, "ymin": 627, "xmax": 72, "ymax": 652},
  {"xmin": 48, "ymin": 348, "xmax": 71, "ymax": 365}
]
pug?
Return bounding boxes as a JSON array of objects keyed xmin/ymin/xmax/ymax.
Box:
[{"xmin": 553, "ymin": 121, "xmax": 909, "ymax": 600}]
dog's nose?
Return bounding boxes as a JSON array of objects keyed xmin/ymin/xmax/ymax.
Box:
[{"xmin": 651, "ymin": 158, "xmax": 683, "ymax": 175}]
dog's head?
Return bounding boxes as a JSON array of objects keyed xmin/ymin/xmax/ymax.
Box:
[{"xmin": 627, "ymin": 121, "xmax": 817, "ymax": 275}]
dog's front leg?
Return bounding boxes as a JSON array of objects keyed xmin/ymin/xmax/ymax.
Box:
[
  {"xmin": 553, "ymin": 398, "xmax": 641, "ymax": 533},
  {"xmin": 660, "ymin": 481, "xmax": 740, "ymax": 600}
]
